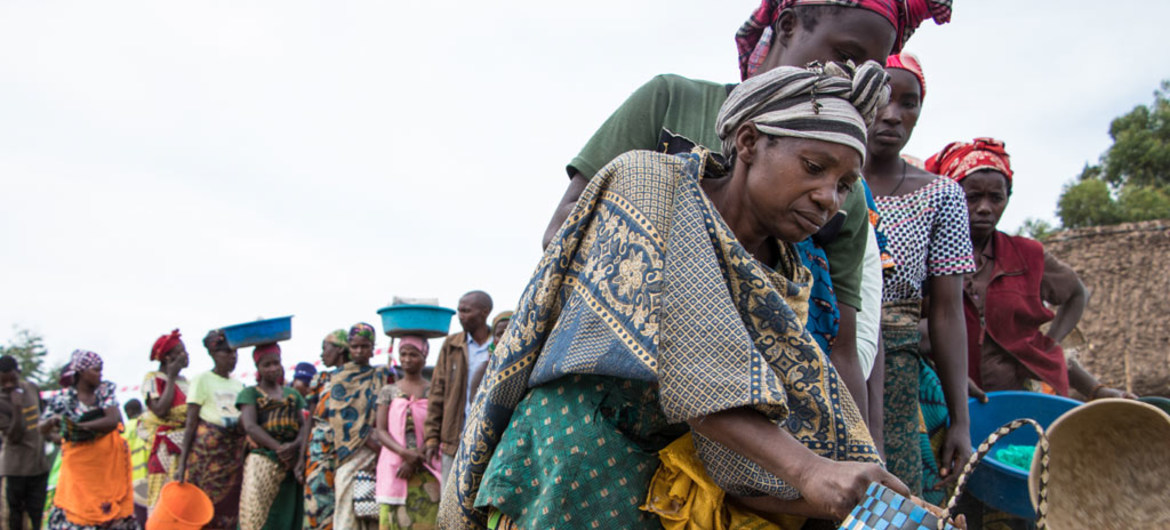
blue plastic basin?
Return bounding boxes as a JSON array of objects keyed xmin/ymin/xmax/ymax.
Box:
[
  {"xmin": 377, "ymin": 305, "xmax": 455, "ymax": 339},
  {"xmin": 220, "ymin": 316, "xmax": 293, "ymax": 349},
  {"xmin": 966, "ymin": 391, "xmax": 1081, "ymax": 518}
]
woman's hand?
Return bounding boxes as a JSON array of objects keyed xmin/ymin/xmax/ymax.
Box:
[
  {"xmin": 396, "ymin": 449, "xmax": 423, "ymax": 479},
  {"xmin": 797, "ymin": 458, "xmax": 909, "ymax": 521},
  {"xmin": 968, "ymin": 379, "xmax": 988, "ymax": 404},
  {"xmin": 164, "ymin": 355, "xmax": 184, "ymax": 379},
  {"xmin": 1093, "ymin": 386, "xmax": 1137, "ymax": 400},
  {"xmin": 936, "ymin": 427, "xmax": 972, "ymax": 486},
  {"xmin": 294, "ymin": 456, "xmax": 306, "ymax": 484},
  {"xmin": 276, "ymin": 442, "xmax": 299, "ymax": 467}
]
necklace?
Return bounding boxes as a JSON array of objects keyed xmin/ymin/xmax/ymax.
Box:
[{"xmin": 887, "ymin": 159, "xmax": 909, "ymax": 196}]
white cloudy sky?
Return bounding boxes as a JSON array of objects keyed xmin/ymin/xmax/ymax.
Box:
[{"xmin": 3, "ymin": 1, "xmax": 1168, "ymax": 397}]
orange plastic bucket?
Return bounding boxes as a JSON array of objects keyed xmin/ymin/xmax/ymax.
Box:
[{"xmin": 146, "ymin": 482, "xmax": 214, "ymax": 530}]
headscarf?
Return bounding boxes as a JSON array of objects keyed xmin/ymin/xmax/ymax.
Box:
[
  {"xmin": 252, "ymin": 342, "xmax": 282, "ymax": 383},
  {"xmin": 396, "ymin": 335, "xmax": 430, "ymax": 356},
  {"xmin": 736, "ymin": 0, "xmax": 952, "ymax": 80},
  {"xmin": 202, "ymin": 329, "xmax": 230, "ymax": 353},
  {"xmin": 348, "ymin": 322, "xmax": 376, "ymax": 344},
  {"xmin": 491, "ymin": 311, "xmax": 514, "ymax": 330},
  {"xmin": 324, "ymin": 329, "xmax": 349, "ymax": 348},
  {"xmin": 886, "ymin": 51, "xmax": 926, "ymax": 99},
  {"xmin": 925, "ymin": 137, "xmax": 1014, "ymax": 189},
  {"xmin": 60, "ymin": 349, "xmax": 102, "ymax": 387},
  {"xmin": 716, "ymin": 60, "xmax": 890, "ymax": 164},
  {"xmin": 293, "ymin": 362, "xmax": 317, "ymax": 384},
  {"xmin": 253, "ymin": 342, "xmax": 281, "ymax": 364},
  {"xmin": 151, "ymin": 329, "xmax": 182, "ymax": 362}
]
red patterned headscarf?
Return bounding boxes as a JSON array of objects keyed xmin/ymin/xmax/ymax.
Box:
[
  {"xmin": 925, "ymin": 137, "xmax": 1014, "ymax": 188},
  {"xmin": 886, "ymin": 51, "xmax": 925, "ymax": 99},
  {"xmin": 253, "ymin": 342, "xmax": 281, "ymax": 364},
  {"xmin": 736, "ymin": 0, "xmax": 952, "ymax": 80},
  {"xmin": 151, "ymin": 329, "xmax": 182, "ymax": 362}
]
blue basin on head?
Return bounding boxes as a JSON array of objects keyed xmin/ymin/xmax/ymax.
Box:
[
  {"xmin": 966, "ymin": 391, "xmax": 1081, "ymax": 519},
  {"xmin": 377, "ymin": 305, "xmax": 455, "ymax": 339},
  {"xmin": 220, "ymin": 316, "xmax": 293, "ymax": 349}
]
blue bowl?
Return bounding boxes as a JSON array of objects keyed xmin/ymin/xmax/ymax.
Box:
[
  {"xmin": 220, "ymin": 316, "xmax": 293, "ymax": 349},
  {"xmin": 966, "ymin": 391, "xmax": 1081, "ymax": 518},
  {"xmin": 377, "ymin": 305, "xmax": 455, "ymax": 339}
]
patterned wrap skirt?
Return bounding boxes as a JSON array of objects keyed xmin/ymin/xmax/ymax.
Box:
[
  {"xmin": 474, "ymin": 375, "xmax": 687, "ymax": 529},
  {"xmin": 185, "ymin": 421, "xmax": 245, "ymax": 529}
]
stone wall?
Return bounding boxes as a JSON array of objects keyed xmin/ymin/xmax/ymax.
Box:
[{"xmin": 1044, "ymin": 220, "xmax": 1170, "ymax": 397}]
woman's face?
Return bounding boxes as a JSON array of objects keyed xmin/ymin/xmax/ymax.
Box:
[
  {"xmin": 80, "ymin": 363, "xmax": 102, "ymax": 388},
  {"xmin": 256, "ymin": 354, "xmax": 283, "ymax": 385},
  {"xmin": 961, "ymin": 169, "xmax": 1011, "ymax": 242},
  {"xmin": 349, "ymin": 336, "xmax": 374, "ymax": 365},
  {"xmin": 211, "ymin": 348, "xmax": 238, "ymax": 374},
  {"xmin": 166, "ymin": 342, "xmax": 189, "ymax": 369},
  {"xmin": 867, "ymin": 68, "xmax": 922, "ymax": 159},
  {"xmin": 321, "ymin": 341, "xmax": 345, "ymax": 367},
  {"xmin": 768, "ymin": 8, "xmax": 896, "ymax": 70},
  {"xmin": 741, "ymin": 132, "xmax": 861, "ymax": 243},
  {"xmin": 492, "ymin": 319, "xmax": 510, "ymax": 344},
  {"xmin": 398, "ymin": 345, "xmax": 425, "ymax": 376}
]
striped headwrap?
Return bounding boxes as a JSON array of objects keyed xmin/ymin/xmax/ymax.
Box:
[
  {"xmin": 716, "ymin": 60, "xmax": 890, "ymax": 164},
  {"xmin": 60, "ymin": 349, "xmax": 102, "ymax": 387},
  {"xmin": 348, "ymin": 322, "xmax": 377, "ymax": 344},
  {"xmin": 925, "ymin": 137, "xmax": 1013, "ymax": 189},
  {"xmin": 736, "ymin": 0, "xmax": 952, "ymax": 80}
]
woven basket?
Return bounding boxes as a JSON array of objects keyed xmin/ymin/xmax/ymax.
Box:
[
  {"xmin": 1028, "ymin": 398, "xmax": 1170, "ymax": 529},
  {"xmin": 843, "ymin": 418, "xmax": 1050, "ymax": 529}
]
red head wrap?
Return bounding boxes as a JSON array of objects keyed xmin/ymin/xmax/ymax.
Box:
[
  {"xmin": 253, "ymin": 342, "xmax": 281, "ymax": 364},
  {"xmin": 925, "ymin": 137, "xmax": 1014, "ymax": 187},
  {"xmin": 736, "ymin": 0, "xmax": 951, "ymax": 80},
  {"xmin": 151, "ymin": 329, "xmax": 182, "ymax": 362},
  {"xmin": 886, "ymin": 51, "xmax": 926, "ymax": 99}
]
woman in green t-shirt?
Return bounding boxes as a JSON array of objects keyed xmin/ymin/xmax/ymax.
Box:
[
  {"xmin": 238, "ymin": 343, "xmax": 308, "ymax": 530},
  {"xmin": 174, "ymin": 330, "xmax": 246, "ymax": 530}
]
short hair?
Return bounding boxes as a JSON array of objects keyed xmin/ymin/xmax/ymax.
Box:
[
  {"xmin": 462, "ymin": 290, "xmax": 493, "ymax": 312},
  {"xmin": 789, "ymin": 5, "xmax": 846, "ymax": 34},
  {"xmin": 124, "ymin": 398, "xmax": 143, "ymax": 417},
  {"xmin": 0, "ymin": 356, "xmax": 18, "ymax": 373}
]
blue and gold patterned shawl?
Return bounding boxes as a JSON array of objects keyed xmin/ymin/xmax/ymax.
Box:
[{"xmin": 440, "ymin": 149, "xmax": 879, "ymax": 527}]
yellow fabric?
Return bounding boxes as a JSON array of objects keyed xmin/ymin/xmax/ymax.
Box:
[
  {"xmin": 122, "ymin": 417, "xmax": 148, "ymax": 482},
  {"xmin": 642, "ymin": 434, "xmax": 804, "ymax": 530}
]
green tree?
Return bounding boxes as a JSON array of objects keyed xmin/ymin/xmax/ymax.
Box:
[
  {"xmin": 0, "ymin": 327, "xmax": 52, "ymax": 386},
  {"xmin": 1118, "ymin": 185, "xmax": 1170, "ymax": 222},
  {"xmin": 1016, "ymin": 217, "xmax": 1057, "ymax": 241},
  {"xmin": 1057, "ymin": 178, "xmax": 1123, "ymax": 229},
  {"xmin": 1057, "ymin": 80, "xmax": 1170, "ymax": 227}
]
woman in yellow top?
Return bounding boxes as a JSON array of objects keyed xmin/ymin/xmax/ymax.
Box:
[{"xmin": 141, "ymin": 329, "xmax": 190, "ymax": 514}]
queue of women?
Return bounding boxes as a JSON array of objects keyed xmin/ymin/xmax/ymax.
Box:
[{"xmin": 27, "ymin": 1, "xmax": 1142, "ymax": 529}]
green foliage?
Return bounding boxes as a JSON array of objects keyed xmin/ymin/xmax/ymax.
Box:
[
  {"xmin": 1057, "ymin": 179, "xmax": 1123, "ymax": 229},
  {"xmin": 0, "ymin": 327, "xmax": 55, "ymax": 389},
  {"xmin": 1101, "ymin": 80, "xmax": 1170, "ymax": 189},
  {"xmin": 1118, "ymin": 185, "xmax": 1170, "ymax": 222},
  {"xmin": 1016, "ymin": 217, "xmax": 1058, "ymax": 241},
  {"xmin": 1057, "ymin": 80, "xmax": 1170, "ymax": 228}
]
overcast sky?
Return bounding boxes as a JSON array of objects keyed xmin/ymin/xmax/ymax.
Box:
[{"xmin": 3, "ymin": 1, "xmax": 1168, "ymax": 398}]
